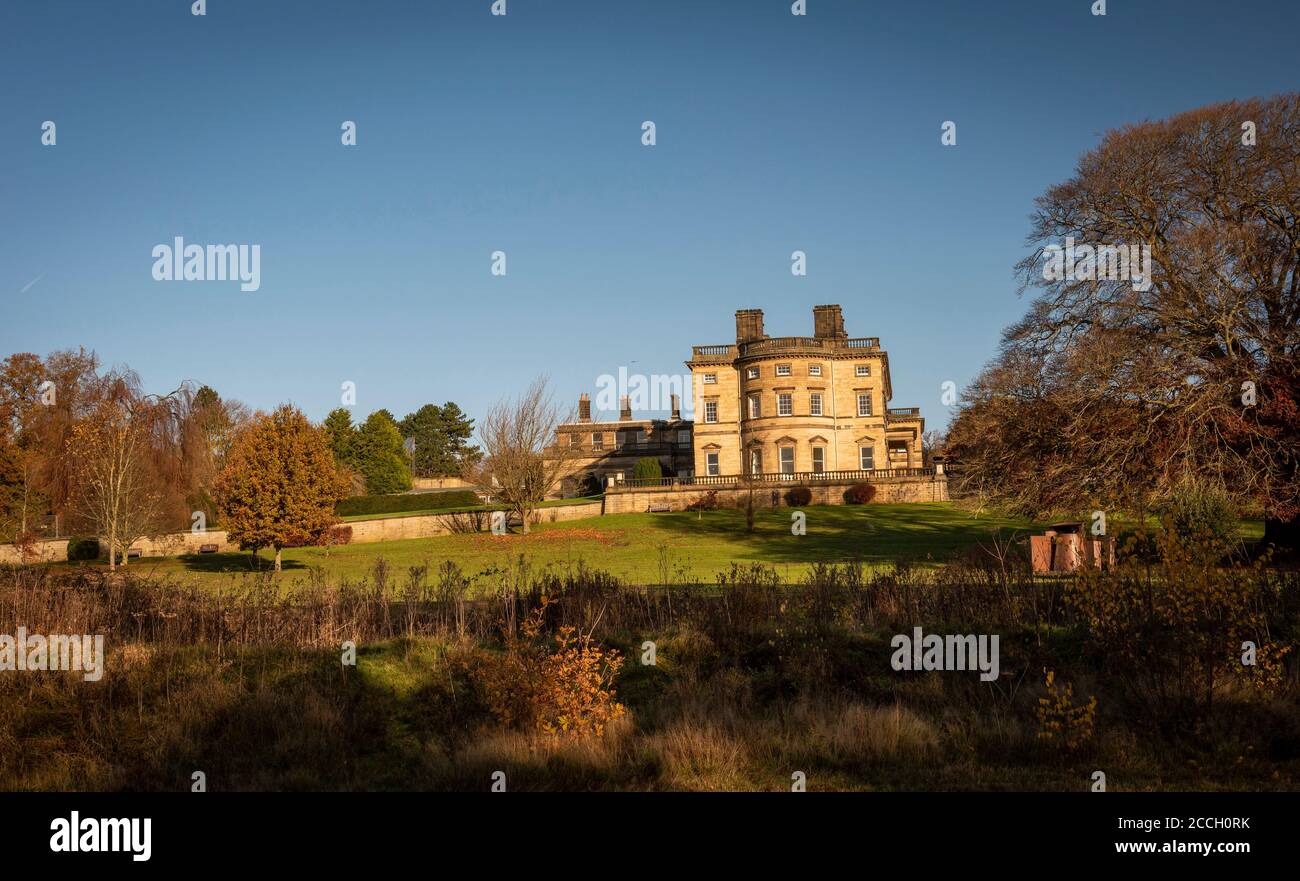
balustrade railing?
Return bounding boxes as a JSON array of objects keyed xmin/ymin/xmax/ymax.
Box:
[
  {"xmin": 691, "ymin": 337, "xmax": 882, "ymax": 361},
  {"xmin": 613, "ymin": 466, "xmax": 935, "ymax": 489}
]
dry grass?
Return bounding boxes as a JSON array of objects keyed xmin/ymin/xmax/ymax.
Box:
[{"xmin": 2, "ymin": 541, "xmax": 1298, "ymax": 792}]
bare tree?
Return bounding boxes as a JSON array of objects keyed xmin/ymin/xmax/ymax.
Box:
[
  {"xmin": 66, "ymin": 389, "xmax": 164, "ymax": 569},
  {"xmin": 948, "ymin": 94, "xmax": 1300, "ymax": 541},
  {"xmin": 467, "ymin": 377, "xmax": 577, "ymax": 535},
  {"xmin": 921, "ymin": 429, "xmax": 944, "ymax": 469},
  {"xmin": 736, "ymin": 469, "xmax": 761, "ymax": 533}
]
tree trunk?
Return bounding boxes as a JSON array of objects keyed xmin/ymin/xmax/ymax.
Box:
[
  {"xmin": 108, "ymin": 526, "xmax": 117, "ymax": 571},
  {"xmin": 519, "ymin": 508, "xmax": 531, "ymax": 535},
  {"xmin": 274, "ymin": 547, "xmax": 283, "ymax": 572}
]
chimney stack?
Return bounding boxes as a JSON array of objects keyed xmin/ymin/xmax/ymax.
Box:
[
  {"xmin": 670, "ymin": 393, "xmax": 681, "ymax": 420},
  {"xmin": 578, "ymin": 393, "xmax": 591, "ymax": 423},
  {"xmin": 813, "ymin": 304, "xmax": 846, "ymax": 340},
  {"xmin": 735, "ymin": 308, "xmax": 766, "ymax": 343},
  {"xmin": 619, "ymin": 395, "xmax": 632, "ymax": 421}
]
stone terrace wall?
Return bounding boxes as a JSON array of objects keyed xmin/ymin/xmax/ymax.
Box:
[
  {"xmin": 346, "ymin": 501, "xmax": 604, "ymax": 543},
  {"xmin": 0, "ymin": 539, "xmax": 70, "ymax": 565},
  {"xmin": 411, "ymin": 477, "xmax": 478, "ymax": 491},
  {"xmin": 0, "ymin": 501, "xmax": 607, "ymax": 563},
  {"xmin": 604, "ymin": 475, "xmax": 947, "ymax": 514}
]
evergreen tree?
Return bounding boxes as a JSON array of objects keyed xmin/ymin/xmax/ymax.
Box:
[
  {"xmin": 633, "ymin": 457, "xmax": 663, "ymax": 482},
  {"xmin": 322, "ymin": 408, "xmax": 355, "ymax": 463},
  {"xmin": 353, "ymin": 410, "xmax": 412, "ymax": 494},
  {"xmin": 398, "ymin": 402, "xmax": 482, "ymax": 477}
]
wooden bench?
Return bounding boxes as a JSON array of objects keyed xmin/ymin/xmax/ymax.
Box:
[
  {"xmin": 648, "ymin": 503, "xmax": 673, "ymax": 513},
  {"xmin": 199, "ymin": 543, "xmax": 219, "ymax": 554}
]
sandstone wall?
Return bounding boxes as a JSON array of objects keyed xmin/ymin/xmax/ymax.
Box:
[
  {"xmin": 0, "ymin": 502, "xmax": 606, "ymax": 563},
  {"xmin": 0, "ymin": 539, "xmax": 70, "ymax": 565},
  {"xmin": 410, "ymin": 477, "xmax": 477, "ymax": 490},
  {"xmin": 604, "ymin": 475, "xmax": 947, "ymax": 514}
]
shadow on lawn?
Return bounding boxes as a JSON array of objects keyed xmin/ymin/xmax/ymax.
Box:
[
  {"xmin": 647, "ymin": 504, "xmax": 1036, "ymax": 568},
  {"xmin": 176, "ymin": 552, "xmax": 312, "ymax": 574}
]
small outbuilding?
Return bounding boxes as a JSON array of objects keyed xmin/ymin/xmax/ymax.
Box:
[{"xmin": 1030, "ymin": 522, "xmax": 1116, "ymax": 574}]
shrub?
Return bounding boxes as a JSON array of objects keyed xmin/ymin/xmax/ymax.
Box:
[
  {"xmin": 784, "ymin": 486, "xmax": 812, "ymax": 507},
  {"xmin": 472, "ymin": 599, "xmax": 626, "ymax": 738},
  {"xmin": 321, "ymin": 525, "xmax": 352, "ymax": 546},
  {"xmin": 436, "ymin": 510, "xmax": 489, "ymax": 534},
  {"xmin": 1035, "ymin": 669, "xmax": 1097, "ymax": 752},
  {"xmin": 1066, "ymin": 526, "xmax": 1269, "ymax": 723},
  {"xmin": 66, "ymin": 537, "xmax": 100, "ymax": 562},
  {"xmin": 336, "ymin": 490, "xmax": 480, "ymax": 518},
  {"xmin": 632, "ymin": 458, "xmax": 664, "ymax": 482},
  {"xmin": 13, "ymin": 532, "xmax": 39, "ymax": 561},
  {"xmin": 562, "ymin": 472, "xmax": 604, "ymax": 497},
  {"xmin": 1160, "ymin": 482, "xmax": 1238, "ymax": 546},
  {"xmin": 844, "ymin": 483, "xmax": 876, "ymax": 504}
]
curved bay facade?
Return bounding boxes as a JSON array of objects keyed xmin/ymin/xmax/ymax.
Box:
[{"xmin": 688, "ymin": 305, "xmax": 924, "ymax": 478}]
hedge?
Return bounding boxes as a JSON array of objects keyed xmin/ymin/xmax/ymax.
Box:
[
  {"xmin": 66, "ymin": 537, "xmax": 100, "ymax": 561},
  {"xmin": 336, "ymin": 490, "xmax": 481, "ymax": 518}
]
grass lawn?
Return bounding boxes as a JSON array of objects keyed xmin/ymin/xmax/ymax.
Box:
[{"xmin": 73, "ymin": 502, "xmax": 1044, "ymax": 589}]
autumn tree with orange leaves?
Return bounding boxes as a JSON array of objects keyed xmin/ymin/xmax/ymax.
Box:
[{"xmin": 213, "ymin": 405, "xmax": 346, "ymax": 571}]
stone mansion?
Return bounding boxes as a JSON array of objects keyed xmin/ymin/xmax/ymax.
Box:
[{"xmin": 554, "ymin": 305, "xmax": 927, "ymax": 493}]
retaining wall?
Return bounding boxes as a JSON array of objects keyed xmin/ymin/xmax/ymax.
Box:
[
  {"xmin": 604, "ymin": 475, "xmax": 948, "ymax": 514},
  {"xmin": 0, "ymin": 501, "xmax": 606, "ymax": 563},
  {"xmin": 410, "ymin": 477, "xmax": 477, "ymax": 491}
]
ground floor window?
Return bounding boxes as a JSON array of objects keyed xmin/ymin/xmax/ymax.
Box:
[
  {"xmin": 812, "ymin": 447, "xmax": 825, "ymax": 473},
  {"xmin": 706, "ymin": 452, "xmax": 720, "ymax": 476},
  {"xmin": 859, "ymin": 446, "xmax": 874, "ymax": 470},
  {"xmin": 749, "ymin": 449, "xmax": 763, "ymax": 474},
  {"xmin": 779, "ymin": 447, "xmax": 794, "ymax": 474}
]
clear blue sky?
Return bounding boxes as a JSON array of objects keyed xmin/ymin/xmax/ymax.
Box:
[{"xmin": 3, "ymin": 0, "xmax": 1297, "ymax": 429}]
